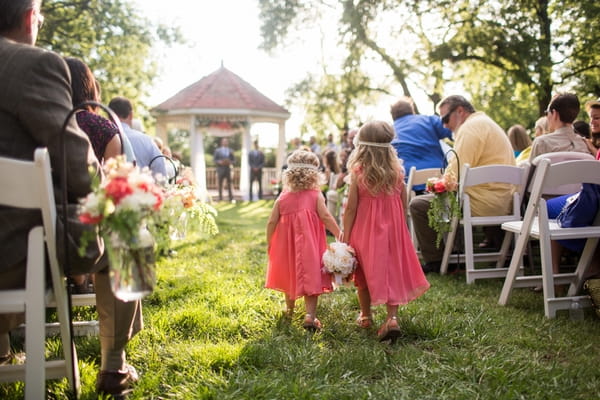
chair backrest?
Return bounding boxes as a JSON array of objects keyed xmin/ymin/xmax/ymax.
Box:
[
  {"xmin": 530, "ymin": 151, "xmax": 596, "ymax": 195},
  {"xmin": 405, "ymin": 166, "xmax": 442, "ymax": 204},
  {"xmin": 525, "ymin": 158, "xmax": 600, "ymax": 225},
  {"xmin": 459, "ymin": 163, "xmax": 530, "ymax": 215},
  {"xmin": 0, "ymin": 148, "xmax": 61, "ymax": 300}
]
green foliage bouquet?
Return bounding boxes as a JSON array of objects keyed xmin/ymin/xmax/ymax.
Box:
[
  {"xmin": 426, "ymin": 175, "xmax": 460, "ymax": 247},
  {"xmin": 153, "ymin": 169, "xmax": 218, "ymax": 254}
]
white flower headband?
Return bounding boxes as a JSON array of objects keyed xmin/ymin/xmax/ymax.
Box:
[
  {"xmin": 357, "ymin": 140, "xmax": 391, "ymax": 148},
  {"xmin": 287, "ymin": 162, "xmax": 319, "ymax": 170}
]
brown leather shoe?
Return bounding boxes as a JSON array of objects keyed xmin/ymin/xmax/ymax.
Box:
[{"xmin": 96, "ymin": 364, "xmax": 139, "ymax": 398}]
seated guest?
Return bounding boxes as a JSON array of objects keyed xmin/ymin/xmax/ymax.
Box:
[
  {"xmin": 65, "ymin": 57, "xmax": 122, "ymax": 163},
  {"xmin": 584, "ymin": 98, "xmax": 600, "ymax": 157},
  {"xmin": 409, "ymin": 95, "xmax": 516, "ymax": 273},
  {"xmin": 528, "ymin": 93, "xmax": 592, "ymax": 162},
  {"xmin": 109, "ymin": 96, "xmax": 167, "ymax": 180},
  {"xmin": 0, "ymin": 1, "xmax": 141, "ymax": 396},
  {"xmin": 516, "ymin": 116, "xmax": 551, "ymax": 164},
  {"xmin": 507, "ymin": 124, "xmax": 531, "ymax": 157},
  {"xmin": 390, "ymin": 97, "xmax": 453, "ymax": 192}
]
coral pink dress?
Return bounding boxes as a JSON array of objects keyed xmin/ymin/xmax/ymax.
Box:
[
  {"xmin": 349, "ymin": 177, "xmax": 429, "ymax": 305},
  {"xmin": 266, "ymin": 189, "xmax": 333, "ymax": 299}
]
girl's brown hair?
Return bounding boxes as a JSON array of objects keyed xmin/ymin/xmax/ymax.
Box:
[{"xmin": 347, "ymin": 121, "xmax": 402, "ymax": 195}]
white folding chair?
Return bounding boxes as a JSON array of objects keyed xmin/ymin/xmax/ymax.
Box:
[
  {"xmin": 405, "ymin": 166, "xmax": 442, "ymax": 252},
  {"xmin": 440, "ymin": 163, "xmax": 530, "ymax": 283},
  {"xmin": 0, "ymin": 149, "xmax": 80, "ymax": 398},
  {"xmin": 499, "ymin": 158, "xmax": 600, "ymax": 318}
]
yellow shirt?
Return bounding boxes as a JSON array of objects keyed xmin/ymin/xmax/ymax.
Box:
[{"xmin": 444, "ymin": 112, "xmax": 516, "ymax": 216}]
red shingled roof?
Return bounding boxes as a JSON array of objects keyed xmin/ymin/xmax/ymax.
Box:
[{"xmin": 153, "ymin": 66, "xmax": 289, "ymax": 114}]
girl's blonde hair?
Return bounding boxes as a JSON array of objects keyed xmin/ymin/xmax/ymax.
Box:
[
  {"xmin": 283, "ymin": 150, "xmax": 321, "ymax": 191},
  {"xmin": 347, "ymin": 121, "xmax": 401, "ymax": 195}
]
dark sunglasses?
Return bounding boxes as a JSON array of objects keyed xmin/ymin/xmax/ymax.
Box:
[{"xmin": 441, "ymin": 107, "xmax": 456, "ymax": 124}]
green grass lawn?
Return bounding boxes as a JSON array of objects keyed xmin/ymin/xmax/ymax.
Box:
[{"xmin": 2, "ymin": 200, "xmax": 600, "ymax": 399}]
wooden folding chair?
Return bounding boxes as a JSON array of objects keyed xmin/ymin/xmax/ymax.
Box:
[
  {"xmin": 405, "ymin": 166, "xmax": 442, "ymax": 253},
  {"xmin": 499, "ymin": 158, "xmax": 600, "ymax": 318},
  {"xmin": 440, "ymin": 163, "xmax": 530, "ymax": 283},
  {"xmin": 0, "ymin": 148, "xmax": 80, "ymax": 398}
]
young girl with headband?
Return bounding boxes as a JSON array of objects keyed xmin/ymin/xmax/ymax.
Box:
[
  {"xmin": 266, "ymin": 150, "xmax": 342, "ymax": 331},
  {"xmin": 344, "ymin": 121, "xmax": 430, "ymax": 342}
]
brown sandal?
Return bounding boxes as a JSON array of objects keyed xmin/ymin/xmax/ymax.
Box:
[
  {"xmin": 356, "ymin": 313, "xmax": 373, "ymax": 329},
  {"xmin": 377, "ymin": 316, "xmax": 401, "ymax": 342},
  {"xmin": 302, "ymin": 314, "xmax": 322, "ymax": 331}
]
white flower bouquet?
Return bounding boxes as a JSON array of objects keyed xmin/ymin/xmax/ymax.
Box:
[{"xmin": 322, "ymin": 241, "xmax": 357, "ymax": 288}]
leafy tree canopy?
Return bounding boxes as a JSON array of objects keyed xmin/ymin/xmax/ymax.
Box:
[
  {"xmin": 258, "ymin": 0, "xmax": 600, "ymax": 133},
  {"xmin": 39, "ymin": 0, "xmax": 183, "ymax": 121}
]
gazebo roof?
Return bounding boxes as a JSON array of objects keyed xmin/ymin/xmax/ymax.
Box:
[{"xmin": 153, "ymin": 65, "xmax": 289, "ymax": 116}]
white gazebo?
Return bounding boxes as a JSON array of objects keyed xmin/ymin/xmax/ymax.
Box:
[{"xmin": 152, "ymin": 65, "xmax": 290, "ymax": 199}]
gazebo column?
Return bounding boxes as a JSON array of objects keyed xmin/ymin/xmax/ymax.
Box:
[
  {"xmin": 276, "ymin": 121, "xmax": 286, "ymax": 173},
  {"xmin": 190, "ymin": 116, "xmax": 208, "ymax": 199},
  {"xmin": 239, "ymin": 123, "xmax": 251, "ymax": 201}
]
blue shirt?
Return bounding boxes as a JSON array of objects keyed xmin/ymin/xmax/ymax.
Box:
[
  {"xmin": 121, "ymin": 122, "xmax": 166, "ymax": 179},
  {"xmin": 391, "ymin": 114, "xmax": 453, "ymax": 190}
]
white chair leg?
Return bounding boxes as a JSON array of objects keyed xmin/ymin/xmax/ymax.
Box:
[
  {"xmin": 25, "ymin": 228, "xmax": 46, "ymax": 399},
  {"xmin": 464, "ymin": 223, "xmax": 476, "ymax": 284},
  {"xmin": 440, "ymin": 217, "xmax": 460, "ymax": 275},
  {"xmin": 499, "ymin": 230, "xmax": 529, "ymax": 305},
  {"xmin": 539, "ymin": 230, "xmax": 556, "ymax": 318}
]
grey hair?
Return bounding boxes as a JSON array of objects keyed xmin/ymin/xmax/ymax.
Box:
[
  {"xmin": 0, "ymin": 0, "xmax": 38, "ymax": 34},
  {"xmin": 438, "ymin": 95, "xmax": 475, "ymax": 114}
]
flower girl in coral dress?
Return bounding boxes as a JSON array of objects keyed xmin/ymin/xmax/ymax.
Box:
[
  {"xmin": 343, "ymin": 121, "xmax": 430, "ymax": 342},
  {"xmin": 266, "ymin": 150, "xmax": 342, "ymax": 331}
]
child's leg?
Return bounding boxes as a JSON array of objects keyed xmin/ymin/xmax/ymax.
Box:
[
  {"xmin": 378, "ymin": 303, "xmax": 401, "ymax": 342},
  {"xmin": 357, "ymin": 287, "xmax": 372, "ymax": 318},
  {"xmin": 302, "ymin": 295, "xmax": 322, "ymax": 330},
  {"xmin": 304, "ymin": 295, "xmax": 318, "ymax": 318},
  {"xmin": 284, "ymin": 294, "xmax": 295, "ymax": 315},
  {"xmin": 355, "ymin": 287, "xmax": 373, "ymax": 328},
  {"xmin": 385, "ymin": 304, "xmax": 399, "ymax": 321}
]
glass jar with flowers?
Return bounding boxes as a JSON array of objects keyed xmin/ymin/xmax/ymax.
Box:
[
  {"xmin": 154, "ymin": 169, "xmax": 218, "ymax": 254},
  {"xmin": 78, "ymin": 157, "xmax": 166, "ymax": 301},
  {"xmin": 425, "ymin": 174, "xmax": 460, "ymax": 247}
]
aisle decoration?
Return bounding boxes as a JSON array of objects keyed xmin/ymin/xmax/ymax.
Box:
[
  {"xmin": 426, "ymin": 174, "xmax": 460, "ymax": 247},
  {"xmin": 78, "ymin": 157, "xmax": 218, "ymax": 301},
  {"xmin": 154, "ymin": 169, "xmax": 218, "ymax": 254},
  {"xmin": 322, "ymin": 241, "xmax": 357, "ymax": 288}
]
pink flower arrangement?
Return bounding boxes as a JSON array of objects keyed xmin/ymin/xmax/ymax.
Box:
[{"xmin": 78, "ymin": 156, "xmax": 165, "ymax": 247}]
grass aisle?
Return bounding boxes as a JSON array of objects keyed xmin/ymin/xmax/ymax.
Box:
[{"xmin": 3, "ymin": 200, "xmax": 600, "ymax": 399}]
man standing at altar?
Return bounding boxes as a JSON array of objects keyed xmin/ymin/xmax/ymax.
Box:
[
  {"xmin": 248, "ymin": 139, "xmax": 265, "ymax": 201},
  {"xmin": 214, "ymin": 137, "xmax": 235, "ymax": 201},
  {"xmin": 0, "ymin": 1, "xmax": 141, "ymax": 396}
]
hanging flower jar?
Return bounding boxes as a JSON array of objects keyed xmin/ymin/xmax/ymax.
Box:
[
  {"xmin": 105, "ymin": 225, "xmax": 157, "ymax": 301},
  {"xmin": 425, "ymin": 175, "xmax": 461, "ymax": 247},
  {"xmin": 78, "ymin": 156, "xmax": 165, "ymax": 301}
]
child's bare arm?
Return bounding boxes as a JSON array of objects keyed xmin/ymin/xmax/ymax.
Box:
[
  {"xmin": 317, "ymin": 194, "xmax": 341, "ymax": 239},
  {"xmin": 266, "ymin": 200, "xmax": 281, "ymax": 249},
  {"xmin": 342, "ymin": 177, "xmax": 358, "ymax": 243}
]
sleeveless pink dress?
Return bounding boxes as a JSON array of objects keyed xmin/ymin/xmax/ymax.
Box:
[
  {"xmin": 266, "ymin": 189, "xmax": 333, "ymax": 299},
  {"xmin": 349, "ymin": 177, "xmax": 429, "ymax": 305}
]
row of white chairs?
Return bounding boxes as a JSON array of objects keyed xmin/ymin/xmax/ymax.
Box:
[
  {"xmin": 0, "ymin": 149, "xmax": 84, "ymax": 398},
  {"xmin": 406, "ymin": 151, "xmax": 600, "ymax": 318}
]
